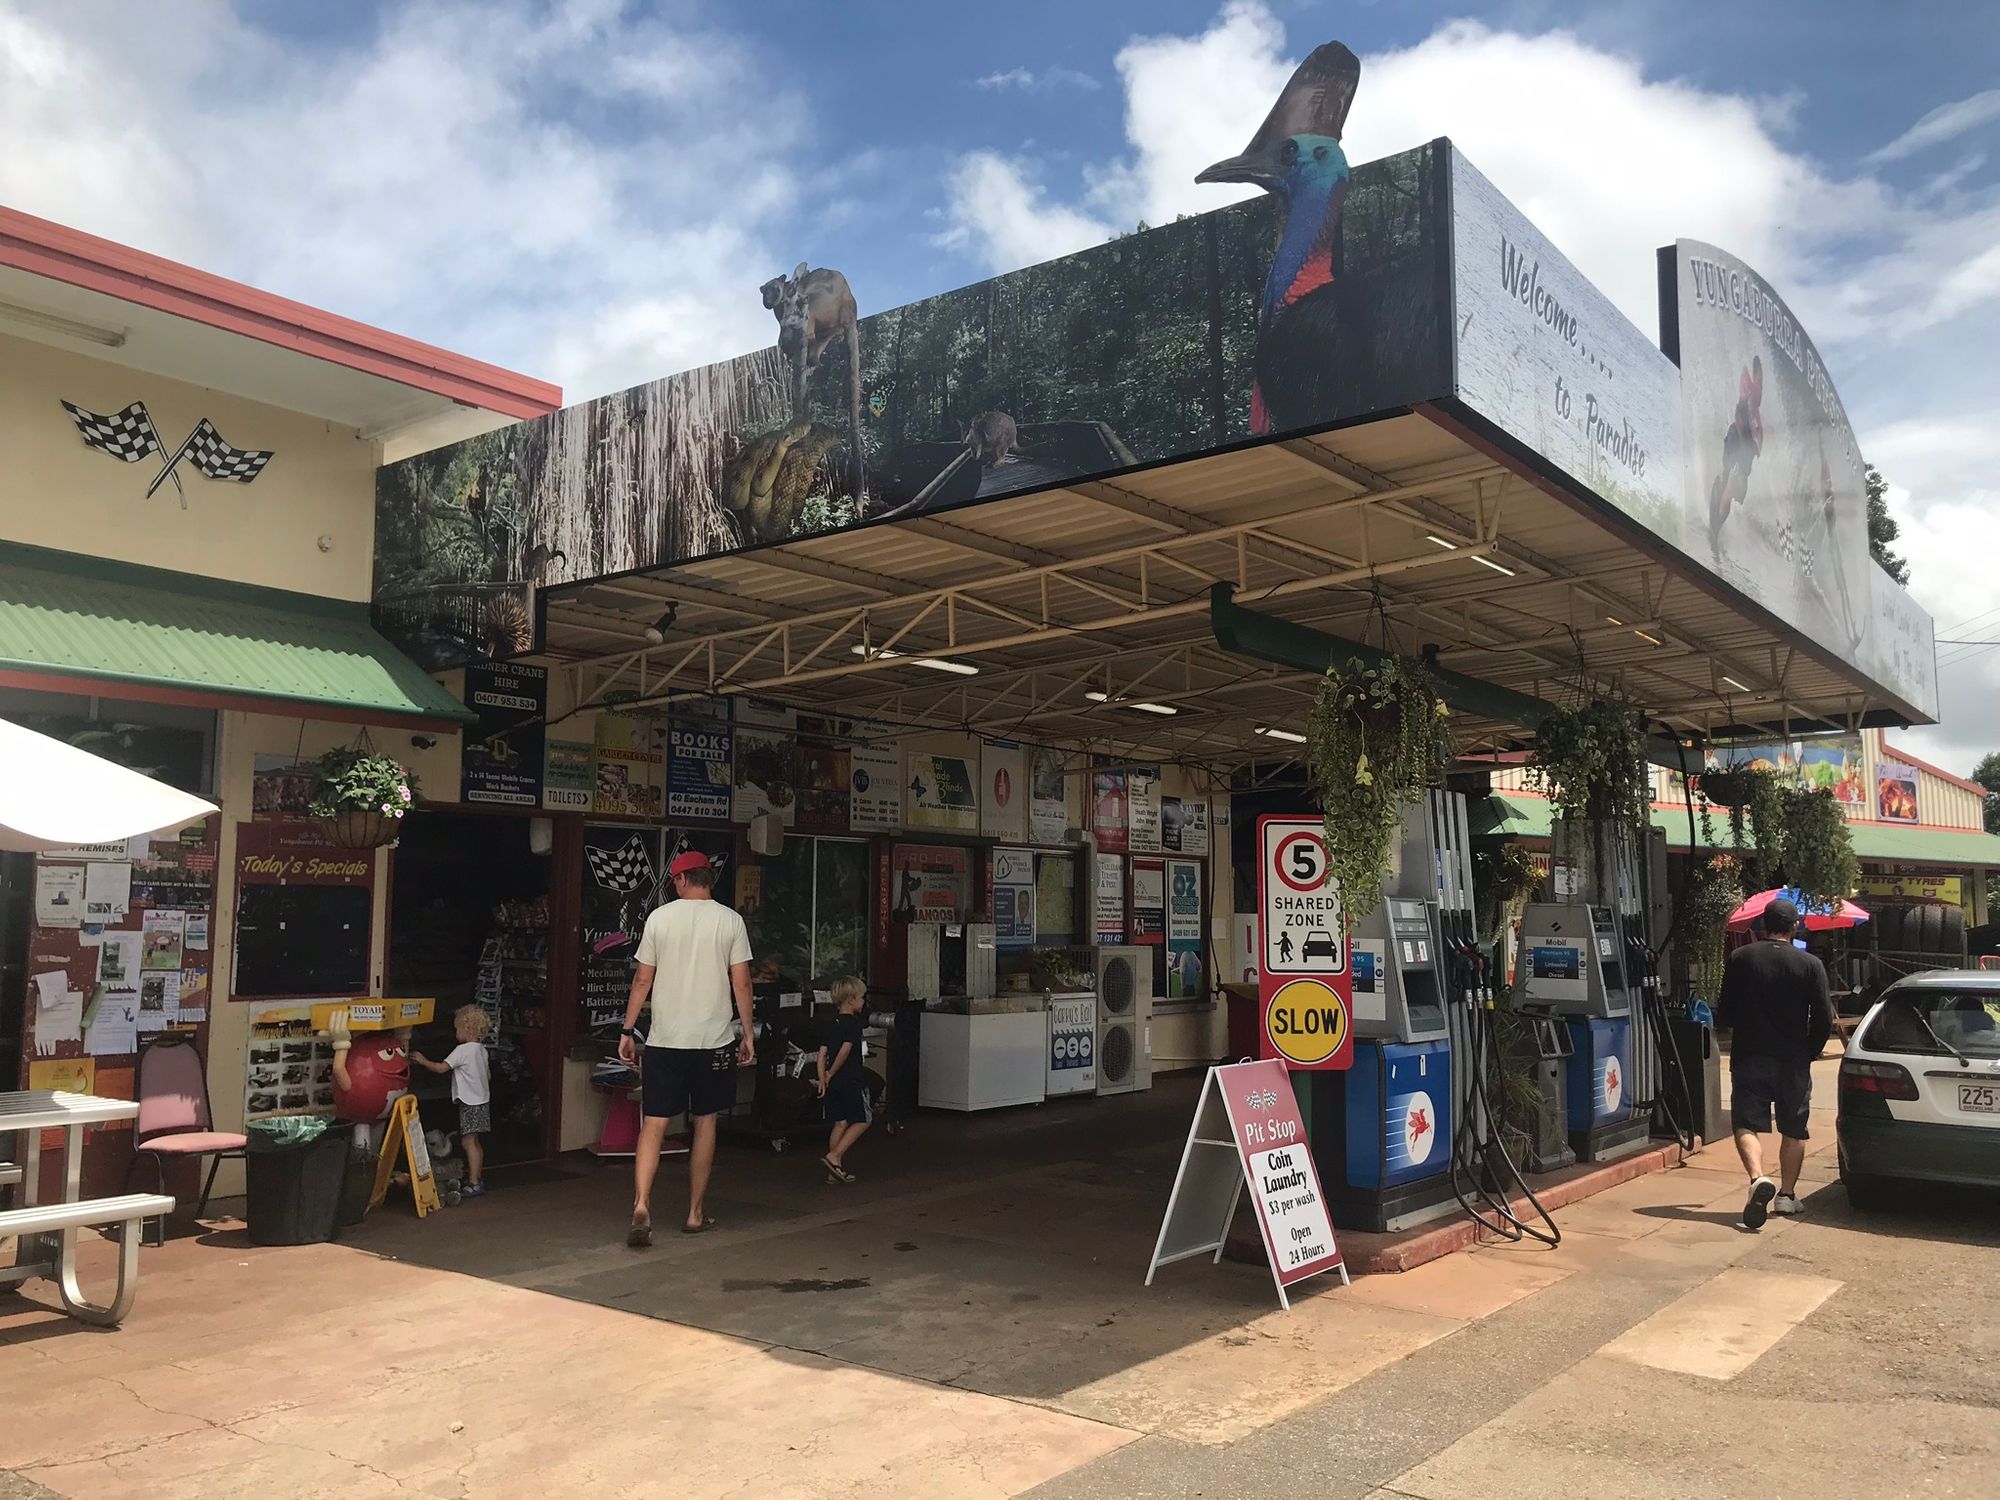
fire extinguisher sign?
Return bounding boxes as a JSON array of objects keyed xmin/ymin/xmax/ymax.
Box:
[{"xmin": 1256, "ymin": 816, "xmax": 1353, "ymax": 1071}]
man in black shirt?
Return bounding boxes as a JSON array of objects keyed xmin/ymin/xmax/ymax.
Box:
[{"xmin": 1715, "ymin": 897, "xmax": 1835, "ymax": 1228}]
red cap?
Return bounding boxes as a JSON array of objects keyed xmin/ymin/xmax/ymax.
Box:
[{"xmin": 669, "ymin": 851, "xmax": 712, "ymax": 878}]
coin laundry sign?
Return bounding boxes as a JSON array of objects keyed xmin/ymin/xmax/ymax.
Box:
[
  {"xmin": 1256, "ymin": 816, "xmax": 1353, "ymax": 1071},
  {"xmin": 60, "ymin": 399, "xmax": 274, "ymax": 509}
]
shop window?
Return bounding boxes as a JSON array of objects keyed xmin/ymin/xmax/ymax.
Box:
[
  {"xmin": 234, "ymin": 883, "xmax": 372, "ymax": 997},
  {"xmin": 0, "ymin": 687, "xmax": 216, "ymax": 796},
  {"xmin": 741, "ymin": 836, "xmax": 871, "ymax": 988}
]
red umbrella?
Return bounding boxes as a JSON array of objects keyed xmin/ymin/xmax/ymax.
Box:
[{"xmin": 1726, "ymin": 886, "xmax": 1871, "ymax": 933}]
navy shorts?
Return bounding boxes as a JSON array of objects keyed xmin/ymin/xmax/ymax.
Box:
[
  {"xmin": 1731, "ymin": 1054, "xmax": 1812, "ymax": 1140},
  {"xmin": 643, "ymin": 1045, "xmax": 737, "ymax": 1119},
  {"xmin": 824, "ymin": 1073, "xmax": 872, "ymax": 1126}
]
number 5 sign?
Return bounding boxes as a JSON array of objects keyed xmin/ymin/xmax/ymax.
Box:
[{"xmin": 1256, "ymin": 816, "xmax": 1353, "ymax": 1071}]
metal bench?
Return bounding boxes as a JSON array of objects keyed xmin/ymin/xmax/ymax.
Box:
[{"xmin": 0, "ymin": 1193, "xmax": 176, "ymax": 1327}]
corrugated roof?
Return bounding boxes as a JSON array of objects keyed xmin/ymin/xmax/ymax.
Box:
[
  {"xmin": 0, "ymin": 542, "xmax": 473, "ymax": 724},
  {"xmin": 1472, "ymin": 791, "xmax": 2000, "ymax": 868}
]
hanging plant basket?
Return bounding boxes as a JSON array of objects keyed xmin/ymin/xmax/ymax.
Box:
[
  {"xmin": 306, "ymin": 741, "xmax": 419, "ymax": 848},
  {"xmin": 1697, "ymin": 767, "xmax": 1756, "ymax": 808},
  {"xmin": 1304, "ymin": 654, "xmax": 1452, "ymax": 920},
  {"xmin": 321, "ymin": 807, "xmax": 398, "ymax": 849}
]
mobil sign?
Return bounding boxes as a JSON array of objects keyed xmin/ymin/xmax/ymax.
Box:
[{"xmin": 1255, "ymin": 816, "xmax": 1353, "ymax": 1071}]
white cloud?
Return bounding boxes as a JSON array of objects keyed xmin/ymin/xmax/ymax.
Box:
[
  {"xmin": 936, "ymin": 153, "xmax": 1117, "ymax": 271},
  {"xmin": 1866, "ymin": 88, "xmax": 2000, "ymax": 165},
  {"xmin": 975, "ymin": 66, "xmax": 1099, "ymax": 93},
  {"xmin": 0, "ymin": 0, "xmax": 801, "ymax": 400}
]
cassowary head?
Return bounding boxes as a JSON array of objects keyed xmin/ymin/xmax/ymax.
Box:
[{"xmin": 1197, "ymin": 40, "xmax": 1359, "ymax": 193}]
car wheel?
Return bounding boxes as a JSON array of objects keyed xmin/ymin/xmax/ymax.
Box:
[{"xmin": 1839, "ymin": 1154, "xmax": 1892, "ymax": 1212}]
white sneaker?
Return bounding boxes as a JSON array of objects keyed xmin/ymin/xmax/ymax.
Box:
[
  {"xmin": 1743, "ymin": 1176, "xmax": 1778, "ymax": 1229},
  {"xmin": 1770, "ymin": 1193, "xmax": 1805, "ymax": 1217}
]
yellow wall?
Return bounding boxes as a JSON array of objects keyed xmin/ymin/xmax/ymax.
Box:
[{"xmin": 0, "ymin": 332, "xmax": 379, "ymax": 600}]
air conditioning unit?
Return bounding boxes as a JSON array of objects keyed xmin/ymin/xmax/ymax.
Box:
[{"xmin": 1093, "ymin": 945, "xmax": 1154, "ymax": 1095}]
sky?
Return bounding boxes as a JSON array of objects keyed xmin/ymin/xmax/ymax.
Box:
[{"xmin": 5, "ymin": 0, "xmax": 2000, "ymax": 771}]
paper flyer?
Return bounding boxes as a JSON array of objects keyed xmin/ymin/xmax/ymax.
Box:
[
  {"xmin": 83, "ymin": 861, "xmax": 132, "ymax": 923},
  {"xmin": 185, "ymin": 911, "xmax": 210, "ymax": 950},
  {"xmin": 142, "ymin": 909, "xmax": 186, "ymax": 969},
  {"xmin": 85, "ymin": 992, "xmax": 139, "ymax": 1056},
  {"xmin": 34, "ymin": 865, "xmax": 84, "ymax": 927},
  {"xmin": 96, "ymin": 932, "xmax": 142, "ymax": 987}
]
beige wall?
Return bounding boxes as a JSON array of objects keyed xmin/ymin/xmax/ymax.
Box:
[
  {"xmin": 0, "ymin": 331, "xmax": 379, "ymax": 600},
  {"xmin": 203, "ymin": 708, "xmax": 465, "ymax": 1195}
]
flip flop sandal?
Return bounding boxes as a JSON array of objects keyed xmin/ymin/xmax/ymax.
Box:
[
  {"xmin": 627, "ymin": 1216, "xmax": 653, "ymax": 1249},
  {"xmin": 683, "ymin": 1216, "xmax": 718, "ymax": 1235},
  {"xmin": 820, "ymin": 1158, "xmax": 856, "ymax": 1184}
]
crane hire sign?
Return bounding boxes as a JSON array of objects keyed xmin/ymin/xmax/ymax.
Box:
[{"xmin": 1256, "ymin": 817, "xmax": 1353, "ymax": 1071}]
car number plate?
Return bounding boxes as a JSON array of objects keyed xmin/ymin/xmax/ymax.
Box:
[{"xmin": 1958, "ymin": 1083, "xmax": 2000, "ymax": 1114}]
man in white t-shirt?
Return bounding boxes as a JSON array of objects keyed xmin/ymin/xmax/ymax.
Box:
[{"xmin": 616, "ymin": 851, "xmax": 754, "ymax": 1246}]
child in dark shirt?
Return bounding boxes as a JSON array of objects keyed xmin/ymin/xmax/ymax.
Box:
[{"xmin": 815, "ymin": 976, "xmax": 871, "ymax": 1183}]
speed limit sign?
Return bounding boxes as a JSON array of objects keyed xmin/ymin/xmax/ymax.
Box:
[{"xmin": 1256, "ymin": 816, "xmax": 1352, "ymax": 1071}]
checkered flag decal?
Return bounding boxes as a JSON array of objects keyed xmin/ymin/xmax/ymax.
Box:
[
  {"xmin": 60, "ymin": 400, "xmax": 160, "ymax": 463},
  {"xmin": 586, "ymin": 835, "xmax": 654, "ymax": 895},
  {"xmin": 185, "ymin": 418, "xmax": 274, "ymax": 483},
  {"xmin": 1773, "ymin": 522, "xmax": 1817, "ymax": 580}
]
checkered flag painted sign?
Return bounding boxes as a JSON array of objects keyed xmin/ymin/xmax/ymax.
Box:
[
  {"xmin": 184, "ymin": 418, "xmax": 274, "ymax": 483},
  {"xmin": 60, "ymin": 400, "xmax": 161, "ymax": 463},
  {"xmin": 586, "ymin": 834, "xmax": 655, "ymax": 895}
]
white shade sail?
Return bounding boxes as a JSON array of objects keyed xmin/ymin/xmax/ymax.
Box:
[{"xmin": 0, "ymin": 718, "xmax": 218, "ymax": 853}]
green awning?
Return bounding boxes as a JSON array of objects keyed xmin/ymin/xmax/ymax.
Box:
[
  {"xmin": 0, "ymin": 541, "xmax": 473, "ymax": 725},
  {"xmin": 1471, "ymin": 791, "xmax": 2000, "ymax": 868}
]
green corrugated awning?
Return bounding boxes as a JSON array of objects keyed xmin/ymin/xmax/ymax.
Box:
[
  {"xmin": 0, "ymin": 541, "xmax": 474, "ymax": 725},
  {"xmin": 1471, "ymin": 791, "xmax": 2000, "ymax": 867}
]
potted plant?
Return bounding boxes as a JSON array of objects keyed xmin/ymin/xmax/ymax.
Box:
[
  {"xmin": 1304, "ymin": 654, "xmax": 1452, "ymax": 919},
  {"xmin": 308, "ymin": 746, "xmax": 419, "ymax": 848},
  {"xmin": 1682, "ymin": 853, "xmax": 1744, "ymax": 1001},
  {"xmin": 1525, "ymin": 700, "xmax": 1653, "ymax": 834}
]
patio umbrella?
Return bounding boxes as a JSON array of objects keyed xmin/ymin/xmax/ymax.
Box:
[
  {"xmin": 1726, "ymin": 885, "xmax": 1871, "ymax": 933},
  {"xmin": 0, "ymin": 718, "xmax": 218, "ymax": 853}
]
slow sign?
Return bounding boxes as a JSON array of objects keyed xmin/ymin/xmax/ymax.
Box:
[{"xmin": 1256, "ymin": 817, "xmax": 1353, "ymax": 1071}]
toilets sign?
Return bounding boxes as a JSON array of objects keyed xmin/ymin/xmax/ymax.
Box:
[{"xmin": 1257, "ymin": 817, "xmax": 1353, "ymax": 1071}]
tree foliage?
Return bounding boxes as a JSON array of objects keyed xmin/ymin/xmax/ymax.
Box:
[
  {"xmin": 1865, "ymin": 463, "xmax": 1910, "ymax": 585},
  {"xmin": 1973, "ymin": 751, "xmax": 2000, "ymax": 835}
]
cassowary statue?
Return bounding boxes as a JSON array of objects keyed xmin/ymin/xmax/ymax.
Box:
[{"xmin": 1197, "ymin": 42, "xmax": 1362, "ymax": 436}]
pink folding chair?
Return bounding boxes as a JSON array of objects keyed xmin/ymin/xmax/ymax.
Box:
[{"xmin": 125, "ymin": 1033, "xmax": 247, "ymax": 1245}]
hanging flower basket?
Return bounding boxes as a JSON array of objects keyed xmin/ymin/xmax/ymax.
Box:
[{"xmin": 306, "ymin": 745, "xmax": 419, "ymax": 848}]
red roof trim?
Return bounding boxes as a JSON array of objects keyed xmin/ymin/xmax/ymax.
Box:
[
  {"xmin": 0, "ymin": 206, "xmax": 561, "ymax": 421},
  {"xmin": 1881, "ymin": 740, "xmax": 1987, "ymax": 796}
]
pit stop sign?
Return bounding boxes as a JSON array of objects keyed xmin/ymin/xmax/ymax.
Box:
[{"xmin": 1256, "ymin": 816, "xmax": 1353, "ymax": 1071}]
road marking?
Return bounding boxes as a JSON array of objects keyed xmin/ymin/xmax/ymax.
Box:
[{"xmin": 1598, "ymin": 1267, "xmax": 1841, "ymax": 1380}]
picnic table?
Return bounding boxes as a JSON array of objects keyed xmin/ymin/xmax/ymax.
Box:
[{"xmin": 0, "ymin": 1090, "xmax": 174, "ymax": 1327}]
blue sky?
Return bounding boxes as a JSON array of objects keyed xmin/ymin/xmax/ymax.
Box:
[{"xmin": 6, "ymin": 0, "xmax": 2000, "ymax": 767}]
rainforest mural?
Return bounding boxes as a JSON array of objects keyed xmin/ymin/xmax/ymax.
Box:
[{"xmin": 372, "ymin": 44, "xmax": 1451, "ymax": 669}]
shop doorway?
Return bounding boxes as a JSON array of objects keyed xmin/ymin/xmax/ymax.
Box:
[
  {"xmin": 741, "ymin": 836, "xmax": 871, "ymax": 990},
  {"xmin": 389, "ymin": 810, "xmax": 554, "ymax": 1164}
]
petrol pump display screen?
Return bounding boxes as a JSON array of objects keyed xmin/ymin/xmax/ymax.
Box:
[{"xmin": 1530, "ymin": 945, "xmax": 1581, "ymax": 981}]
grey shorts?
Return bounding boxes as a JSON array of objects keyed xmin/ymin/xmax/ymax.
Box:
[{"xmin": 458, "ymin": 1102, "xmax": 492, "ymax": 1137}]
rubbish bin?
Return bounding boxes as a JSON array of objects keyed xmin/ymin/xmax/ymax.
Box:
[
  {"xmin": 1222, "ymin": 983, "xmax": 1262, "ymax": 1063},
  {"xmin": 245, "ymin": 1118, "xmax": 347, "ymax": 1246},
  {"xmin": 1660, "ymin": 1018, "xmax": 1728, "ymax": 1149}
]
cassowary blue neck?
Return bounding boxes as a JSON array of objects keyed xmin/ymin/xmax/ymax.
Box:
[{"xmin": 1261, "ymin": 141, "xmax": 1348, "ymax": 315}]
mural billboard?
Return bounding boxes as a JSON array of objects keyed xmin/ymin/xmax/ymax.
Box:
[
  {"xmin": 1660, "ymin": 241, "xmax": 1937, "ymax": 719},
  {"xmin": 373, "ymin": 47, "xmax": 1450, "ymax": 669}
]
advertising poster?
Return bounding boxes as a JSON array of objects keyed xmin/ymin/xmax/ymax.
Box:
[
  {"xmin": 905, "ymin": 752, "xmax": 978, "ymax": 833},
  {"xmin": 1662, "ymin": 237, "xmax": 1937, "ymax": 719},
  {"xmin": 1167, "ymin": 860, "xmax": 1204, "ymax": 999},
  {"xmin": 664, "ymin": 698, "xmax": 731, "ymax": 821},
  {"xmin": 733, "ymin": 699, "xmax": 799, "ymax": 827},
  {"xmin": 250, "ymin": 754, "xmax": 317, "ymax": 818},
  {"xmin": 594, "ymin": 711, "xmax": 665, "ymax": 819},
  {"xmin": 543, "ymin": 739, "xmax": 595, "ymax": 812},
  {"xmin": 1128, "ymin": 766, "xmax": 1164, "ymax": 853},
  {"xmin": 1710, "ymin": 735, "xmax": 1865, "ymax": 807},
  {"xmin": 981, "ymin": 742, "xmax": 1028, "ymax": 843},
  {"xmin": 992, "ymin": 847, "xmax": 1036, "ymax": 947},
  {"xmin": 1091, "ymin": 770, "xmax": 1130, "ymax": 853},
  {"xmin": 1094, "ymin": 855, "xmax": 1126, "ymax": 945},
  {"xmin": 580, "ymin": 827, "xmax": 662, "ymax": 1034},
  {"xmin": 1131, "ymin": 857, "xmax": 1166, "ymax": 945},
  {"xmin": 1453, "ymin": 149, "xmax": 1684, "ymax": 550},
  {"xmin": 1876, "ymin": 761, "xmax": 1920, "ymax": 824},
  {"xmin": 373, "ymin": 136, "xmax": 1449, "ymax": 675},
  {"xmin": 850, "ymin": 743, "xmax": 901, "ymax": 831},
  {"xmin": 1030, "ymin": 749, "xmax": 1069, "ymax": 846},
  {"xmin": 1035, "ymin": 852, "xmax": 1078, "ymax": 944},
  {"xmin": 462, "ymin": 662, "xmax": 547, "ymax": 806},
  {"xmin": 1163, "ymin": 795, "xmax": 1211, "ymax": 855},
  {"xmin": 891, "ymin": 845, "xmax": 971, "ymax": 923},
  {"xmin": 797, "ymin": 735, "xmax": 852, "ymax": 833}
]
